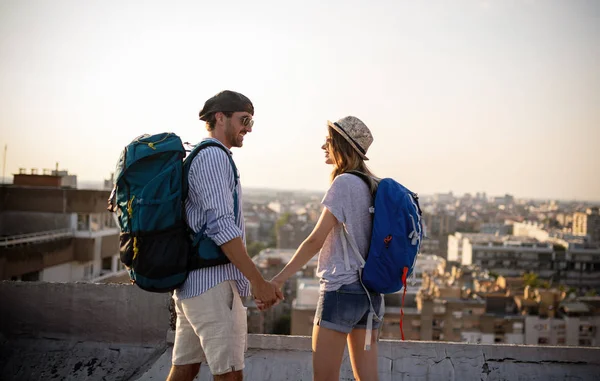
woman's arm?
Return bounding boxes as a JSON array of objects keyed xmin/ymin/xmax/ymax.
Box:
[{"xmin": 271, "ymin": 207, "xmax": 339, "ymax": 287}]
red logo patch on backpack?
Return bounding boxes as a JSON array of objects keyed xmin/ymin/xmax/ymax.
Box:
[{"xmin": 384, "ymin": 235, "xmax": 392, "ymax": 248}]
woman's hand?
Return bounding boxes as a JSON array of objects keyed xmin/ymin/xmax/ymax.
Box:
[
  {"xmin": 270, "ymin": 275, "xmax": 285, "ymax": 291},
  {"xmin": 254, "ymin": 278, "xmax": 285, "ymax": 310}
]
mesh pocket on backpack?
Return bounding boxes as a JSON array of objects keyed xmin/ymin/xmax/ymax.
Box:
[{"xmin": 119, "ymin": 232, "xmax": 134, "ymax": 268}]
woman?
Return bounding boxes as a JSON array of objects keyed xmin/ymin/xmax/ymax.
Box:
[{"xmin": 270, "ymin": 116, "xmax": 383, "ymax": 381}]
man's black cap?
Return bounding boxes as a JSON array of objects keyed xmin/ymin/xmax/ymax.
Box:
[{"xmin": 199, "ymin": 90, "xmax": 254, "ymax": 121}]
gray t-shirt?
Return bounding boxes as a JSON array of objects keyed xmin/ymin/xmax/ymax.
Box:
[{"xmin": 317, "ymin": 173, "xmax": 373, "ymax": 291}]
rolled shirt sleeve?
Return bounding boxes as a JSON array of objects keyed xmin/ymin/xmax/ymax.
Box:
[{"xmin": 321, "ymin": 174, "xmax": 352, "ymax": 224}]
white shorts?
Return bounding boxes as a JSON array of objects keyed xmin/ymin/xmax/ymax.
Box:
[{"xmin": 172, "ymin": 280, "xmax": 247, "ymax": 375}]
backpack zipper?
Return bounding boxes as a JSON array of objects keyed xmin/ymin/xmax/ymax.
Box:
[{"xmin": 127, "ymin": 196, "xmax": 139, "ymax": 260}]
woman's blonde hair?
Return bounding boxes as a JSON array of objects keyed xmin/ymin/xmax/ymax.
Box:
[{"xmin": 328, "ymin": 126, "xmax": 378, "ymax": 192}]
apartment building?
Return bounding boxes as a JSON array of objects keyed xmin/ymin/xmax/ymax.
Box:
[
  {"xmin": 512, "ymin": 221, "xmax": 600, "ymax": 289},
  {"xmin": 447, "ymin": 233, "xmax": 496, "ymax": 264},
  {"xmin": 573, "ymin": 207, "xmax": 600, "ymax": 243},
  {"xmin": 380, "ymin": 292, "xmax": 421, "ymax": 340},
  {"xmin": 476, "ymin": 315, "xmax": 525, "ymax": 345},
  {"xmin": 289, "ymin": 256, "xmax": 600, "ymax": 347},
  {"xmin": 460, "ymin": 234, "xmax": 554, "ymax": 278},
  {"xmin": 525, "ymin": 312, "xmax": 600, "ymax": 347},
  {"xmin": 0, "ymin": 176, "xmax": 122, "ymax": 282},
  {"xmin": 290, "ymin": 277, "xmax": 320, "ymax": 336},
  {"xmin": 247, "ymin": 249, "xmax": 319, "ymax": 335},
  {"xmin": 478, "ymin": 295, "xmax": 525, "ymax": 344},
  {"xmin": 422, "ymin": 211, "xmax": 456, "ymax": 258},
  {"xmin": 276, "ymin": 213, "xmax": 315, "ymax": 249},
  {"xmin": 420, "ymin": 237, "xmax": 441, "ymax": 257}
]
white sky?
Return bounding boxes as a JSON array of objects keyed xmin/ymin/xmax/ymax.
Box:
[{"xmin": 1, "ymin": 0, "xmax": 599, "ymax": 201}]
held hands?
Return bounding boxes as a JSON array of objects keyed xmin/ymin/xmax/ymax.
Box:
[{"xmin": 252, "ymin": 278, "xmax": 284, "ymax": 311}]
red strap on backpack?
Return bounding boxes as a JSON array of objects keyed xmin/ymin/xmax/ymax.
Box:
[{"xmin": 400, "ymin": 266, "xmax": 408, "ymax": 340}]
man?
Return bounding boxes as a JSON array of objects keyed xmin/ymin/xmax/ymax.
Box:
[{"xmin": 167, "ymin": 90, "xmax": 282, "ymax": 381}]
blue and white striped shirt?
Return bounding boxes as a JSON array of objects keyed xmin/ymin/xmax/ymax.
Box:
[{"xmin": 174, "ymin": 138, "xmax": 251, "ymax": 300}]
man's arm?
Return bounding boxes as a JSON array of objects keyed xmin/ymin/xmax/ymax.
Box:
[
  {"xmin": 220, "ymin": 237, "xmax": 282, "ymax": 308},
  {"xmin": 190, "ymin": 147, "xmax": 282, "ymax": 308}
]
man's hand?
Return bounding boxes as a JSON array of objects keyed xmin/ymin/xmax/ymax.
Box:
[
  {"xmin": 219, "ymin": 237, "xmax": 284, "ymax": 310},
  {"xmin": 252, "ymin": 279, "xmax": 283, "ymax": 311}
]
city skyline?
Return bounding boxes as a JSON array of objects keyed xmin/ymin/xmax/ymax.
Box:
[
  {"xmin": 3, "ymin": 174, "xmax": 598, "ymax": 205},
  {"xmin": 1, "ymin": 0, "xmax": 599, "ymax": 201}
]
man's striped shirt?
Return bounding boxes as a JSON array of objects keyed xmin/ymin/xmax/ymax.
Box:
[{"xmin": 174, "ymin": 138, "xmax": 251, "ymax": 300}]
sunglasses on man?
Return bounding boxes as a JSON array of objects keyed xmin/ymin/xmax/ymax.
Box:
[{"xmin": 240, "ymin": 115, "xmax": 254, "ymax": 128}]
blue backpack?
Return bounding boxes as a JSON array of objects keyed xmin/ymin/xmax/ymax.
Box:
[
  {"xmin": 344, "ymin": 171, "xmax": 424, "ymax": 341},
  {"xmin": 108, "ymin": 133, "xmax": 237, "ymax": 293}
]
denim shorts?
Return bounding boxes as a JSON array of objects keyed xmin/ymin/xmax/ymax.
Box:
[{"xmin": 314, "ymin": 281, "xmax": 383, "ymax": 334}]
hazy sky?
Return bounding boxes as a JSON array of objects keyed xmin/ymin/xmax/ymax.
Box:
[{"xmin": 1, "ymin": 0, "xmax": 598, "ymax": 201}]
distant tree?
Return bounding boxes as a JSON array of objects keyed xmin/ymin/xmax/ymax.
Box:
[
  {"xmin": 268, "ymin": 231, "xmax": 277, "ymax": 248},
  {"xmin": 275, "ymin": 212, "xmax": 292, "ymax": 230},
  {"xmin": 547, "ymin": 218, "xmax": 560, "ymax": 229},
  {"xmin": 523, "ymin": 272, "xmax": 540, "ymax": 288},
  {"xmin": 273, "ymin": 212, "xmax": 292, "ymax": 248},
  {"xmin": 247, "ymin": 240, "xmax": 268, "ymax": 257},
  {"xmin": 488, "ymin": 271, "xmax": 500, "ymax": 280}
]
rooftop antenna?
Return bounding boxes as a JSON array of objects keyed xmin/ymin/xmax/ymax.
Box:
[{"xmin": 2, "ymin": 144, "xmax": 6, "ymax": 184}]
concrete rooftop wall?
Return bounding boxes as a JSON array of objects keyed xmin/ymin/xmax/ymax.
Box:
[
  {"xmin": 2, "ymin": 281, "xmax": 600, "ymax": 381},
  {"xmin": 0, "ymin": 281, "xmax": 171, "ymax": 345},
  {"xmin": 135, "ymin": 333, "xmax": 600, "ymax": 381},
  {"xmin": 239, "ymin": 335, "xmax": 600, "ymax": 381},
  {"xmin": 0, "ymin": 281, "xmax": 171, "ymax": 381}
]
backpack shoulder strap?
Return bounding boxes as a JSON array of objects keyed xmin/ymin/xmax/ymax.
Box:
[
  {"xmin": 346, "ymin": 170, "xmax": 370, "ymax": 185},
  {"xmin": 345, "ymin": 171, "xmax": 377, "ymax": 213},
  {"xmin": 184, "ymin": 141, "xmax": 239, "ymax": 223},
  {"xmin": 339, "ymin": 171, "xmax": 377, "ymax": 267},
  {"xmin": 185, "ymin": 141, "xmax": 238, "ymax": 185},
  {"xmin": 346, "ymin": 170, "xmax": 376, "ymax": 197},
  {"xmin": 340, "ymin": 223, "xmax": 365, "ymax": 271}
]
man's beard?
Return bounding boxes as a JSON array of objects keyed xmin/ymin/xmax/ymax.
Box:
[{"xmin": 225, "ymin": 120, "xmax": 243, "ymax": 148}]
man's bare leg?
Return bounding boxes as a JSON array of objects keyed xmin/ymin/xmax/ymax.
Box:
[
  {"xmin": 166, "ymin": 363, "xmax": 201, "ymax": 381},
  {"xmin": 213, "ymin": 370, "xmax": 243, "ymax": 380}
]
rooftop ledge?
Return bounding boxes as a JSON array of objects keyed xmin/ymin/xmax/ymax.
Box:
[{"xmin": 2, "ymin": 281, "xmax": 600, "ymax": 381}]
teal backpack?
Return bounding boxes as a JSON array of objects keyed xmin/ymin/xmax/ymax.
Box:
[{"xmin": 108, "ymin": 133, "xmax": 238, "ymax": 293}]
